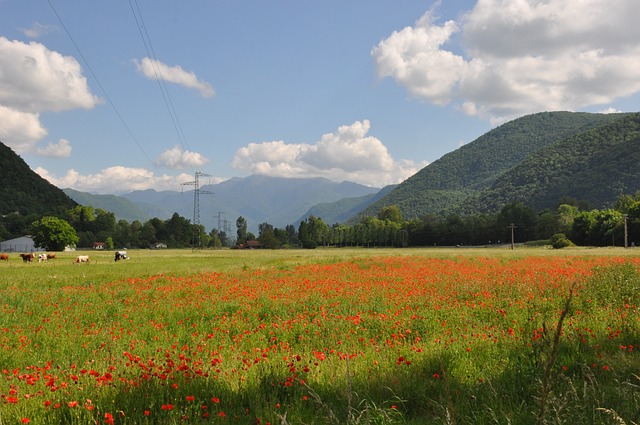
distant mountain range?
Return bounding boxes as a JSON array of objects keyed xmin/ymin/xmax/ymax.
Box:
[
  {"xmin": 64, "ymin": 175, "xmax": 381, "ymax": 233},
  {"xmin": 4, "ymin": 110, "xmax": 640, "ymax": 235}
]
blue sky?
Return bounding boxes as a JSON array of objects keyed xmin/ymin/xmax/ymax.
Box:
[{"xmin": 1, "ymin": 0, "xmax": 639, "ymax": 194}]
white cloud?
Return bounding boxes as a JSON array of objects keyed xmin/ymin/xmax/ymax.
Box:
[
  {"xmin": 231, "ymin": 120, "xmax": 427, "ymax": 188},
  {"xmin": 372, "ymin": 0, "xmax": 640, "ymax": 123},
  {"xmin": 0, "ymin": 37, "xmax": 99, "ymax": 153},
  {"xmin": 0, "ymin": 105, "xmax": 47, "ymax": 152},
  {"xmin": 36, "ymin": 138, "xmax": 72, "ymax": 158},
  {"xmin": 134, "ymin": 57, "xmax": 215, "ymax": 98},
  {"xmin": 35, "ymin": 166, "xmax": 201, "ymax": 194},
  {"xmin": 21, "ymin": 22, "xmax": 55, "ymax": 39},
  {"xmin": 154, "ymin": 145, "xmax": 209, "ymax": 169},
  {"xmin": 598, "ymin": 107, "xmax": 621, "ymax": 114}
]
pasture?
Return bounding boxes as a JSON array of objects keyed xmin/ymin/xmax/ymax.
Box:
[{"xmin": 0, "ymin": 247, "xmax": 638, "ymax": 424}]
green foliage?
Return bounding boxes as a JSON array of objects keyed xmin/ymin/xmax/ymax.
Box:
[
  {"xmin": 378, "ymin": 205, "xmax": 403, "ymax": 223},
  {"xmin": 550, "ymin": 233, "xmax": 573, "ymax": 249},
  {"xmin": 359, "ymin": 111, "xmax": 630, "ymax": 221},
  {"xmin": 30, "ymin": 216, "xmax": 79, "ymax": 251}
]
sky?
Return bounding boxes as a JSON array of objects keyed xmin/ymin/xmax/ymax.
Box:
[{"xmin": 1, "ymin": 0, "xmax": 639, "ymax": 194}]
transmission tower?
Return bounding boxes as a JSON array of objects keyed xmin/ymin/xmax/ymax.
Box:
[{"xmin": 182, "ymin": 171, "xmax": 212, "ymax": 249}]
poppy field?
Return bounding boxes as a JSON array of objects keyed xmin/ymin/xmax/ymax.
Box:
[{"xmin": 0, "ymin": 248, "xmax": 639, "ymax": 424}]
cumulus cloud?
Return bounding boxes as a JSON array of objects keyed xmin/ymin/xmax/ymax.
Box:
[
  {"xmin": 231, "ymin": 120, "xmax": 427, "ymax": 188},
  {"xmin": 35, "ymin": 166, "xmax": 204, "ymax": 194},
  {"xmin": 35, "ymin": 138, "xmax": 72, "ymax": 158},
  {"xmin": 0, "ymin": 37, "xmax": 99, "ymax": 153},
  {"xmin": 154, "ymin": 145, "xmax": 209, "ymax": 170},
  {"xmin": 134, "ymin": 57, "xmax": 215, "ymax": 98},
  {"xmin": 372, "ymin": 0, "xmax": 640, "ymax": 123}
]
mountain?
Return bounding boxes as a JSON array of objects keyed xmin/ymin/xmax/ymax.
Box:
[
  {"xmin": 460, "ymin": 112, "xmax": 640, "ymax": 213},
  {"xmin": 298, "ymin": 184, "xmax": 397, "ymax": 225},
  {"xmin": 0, "ymin": 141, "xmax": 77, "ymax": 216},
  {"xmin": 100, "ymin": 175, "xmax": 381, "ymax": 232},
  {"xmin": 354, "ymin": 111, "xmax": 633, "ymax": 221},
  {"xmin": 63, "ymin": 188, "xmax": 151, "ymax": 223}
]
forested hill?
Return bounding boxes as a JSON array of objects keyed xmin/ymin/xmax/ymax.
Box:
[
  {"xmin": 0, "ymin": 141, "xmax": 77, "ymax": 216},
  {"xmin": 460, "ymin": 112, "xmax": 640, "ymax": 213},
  {"xmin": 354, "ymin": 111, "xmax": 632, "ymax": 221}
]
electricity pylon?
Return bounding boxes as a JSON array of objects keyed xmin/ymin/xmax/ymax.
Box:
[{"xmin": 182, "ymin": 171, "xmax": 212, "ymax": 249}]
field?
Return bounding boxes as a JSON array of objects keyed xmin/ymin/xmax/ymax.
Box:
[{"xmin": 0, "ymin": 247, "xmax": 639, "ymax": 424}]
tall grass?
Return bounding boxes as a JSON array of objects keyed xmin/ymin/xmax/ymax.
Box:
[{"xmin": 0, "ymin": 247, "xmax": 638, "ymax": 424}]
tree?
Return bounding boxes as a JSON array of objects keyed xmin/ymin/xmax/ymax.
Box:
[
  {"xmin": 30, "ymin": 216, "xmax": 79, "ymax": 251},
  {"xmin": 378, "ymin": 205, "xmax": 403, "ymax": 223},
  {"xmin": 236, "ymin": 216, "xmax": 248, "ymax": 245}
]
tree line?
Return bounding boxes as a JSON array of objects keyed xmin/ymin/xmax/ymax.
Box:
[{"xmin": 2, "ymin": 193, "xmax": 639, "ymax": 251}]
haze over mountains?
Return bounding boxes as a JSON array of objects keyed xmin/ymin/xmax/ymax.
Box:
[
  {"xmin": 65, "ymin": 176, "xmax": 382, "ymax": 233},
  {"xmin": 3, "ymin": 111, "xmax": 640, "ymax": 235}
]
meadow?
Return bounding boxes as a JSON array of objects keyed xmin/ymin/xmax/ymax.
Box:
[{"xmin": 0, "ymin": 247, "xmax": 638, "ymax": 424}]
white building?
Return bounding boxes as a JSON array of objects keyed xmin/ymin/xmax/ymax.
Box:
[{"xmin": 0, "ymin": 236, "xmax": 45, "ymax": 253}]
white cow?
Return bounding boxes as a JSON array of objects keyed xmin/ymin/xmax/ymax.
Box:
[
  {"xmin": 38, "ymin": 253, "xmax": 47, "ymax": 262},
  {"xmin": 74, "ymin": 255, "xmax": 90, "ymax": 264}
]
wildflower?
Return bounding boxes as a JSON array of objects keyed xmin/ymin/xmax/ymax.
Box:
[
  {"xmin": 21, "ymin": 419, "xmax": 30, "ymax": 424},
  {"xmin": 104, "ymin": 413, "xmax": 115, "ymax": 425},
  {"xmin": 218, "ymin": 411, "xmax": 226, "ymax": 417},
  {"xmin": 186, "ymin": 395, "xmax": 195, "ymax": 402},
  {"xmin": 68, "ymin": 401, "xmax": 79, "ymax": 408},
  {"xmin": 211, "ymin": 397, "xmax": 220, "ymax": 403}
]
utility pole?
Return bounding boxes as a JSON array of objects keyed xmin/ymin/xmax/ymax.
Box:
[
  {"xmin": 508, "ymin": 223, "xmax": 517, "ymax": 250},
  {"xmin": 624, "ymin": 214, "xmax": 628, "ymax": 248},
  {"xmin": 182, "ymin": 171, "xmax": 212, "ymax": 249}
]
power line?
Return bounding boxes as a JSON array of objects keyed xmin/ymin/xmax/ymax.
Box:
[
  {"xmin": 46, "ymin": 0, "xmax": 154, "ymax": 166},
  {"xmin": 128, "ymin": 0, "xmax": 194, "ymax": 169}
]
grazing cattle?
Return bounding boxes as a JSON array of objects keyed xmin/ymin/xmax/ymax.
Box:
[
  {"xmin": 74, "ymin": 255, "xmax": 90, "ymax": 264},
  {"xmin": 19, "ymin": 253, "xmax": 35, "ymax": 263},
  {"xmin": 0, "ymin": 253, "xmax": 8, "ymax": 262},
  {"xmin": 114, "ymin": 251, "xmax": 128, "ymax": 261},
  {"xmin": 46, "ymin": 253, "xmax": 57, "ymax": 260},
  {"xmin": 38, "ymin": 254, "xmax": 48, "ymax": 262}
]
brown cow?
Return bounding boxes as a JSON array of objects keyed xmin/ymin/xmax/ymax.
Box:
[
  {"xmin": 19, "ymin": 253, "xmax": 35, "ymax": 263},
  {"xmin": 0, "ymin": 253, "xmax": 8, "ymax": 261},
  {"xmin": 46, "ymin": 253, "xmax": 57, "ymax": 260}
]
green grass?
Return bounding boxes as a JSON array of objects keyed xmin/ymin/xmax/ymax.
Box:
[{"xmin": 0, "ymin": 246, "xmax": 638, "ymax": 424}]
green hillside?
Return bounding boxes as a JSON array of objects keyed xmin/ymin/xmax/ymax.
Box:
[
  {"xmin": 63, "ymin": 188, "xmax": 151, "ymax": 223},
  {"xmin": 355, "ymin": 111, "xmax": 632, "ymax": 221},
  {"xmin": 0, "ymin": 141, "xmax": 77, "ymax": 216},
  {"xmin": 462, "ymin": 112, "xmax": 640, "ymax": 213}
]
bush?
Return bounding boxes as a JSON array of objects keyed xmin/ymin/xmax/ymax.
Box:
[{"xmin": 550, "ymin": 233, "xmax": 574, "ymax": 249}]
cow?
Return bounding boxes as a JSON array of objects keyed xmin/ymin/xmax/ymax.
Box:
[
  {"xmin": 74, "ymin": 255, "xmax": 90, "ymax": 264},
  {"xmin": 0, "ymin": 253, "xmax": 8, "ymax": 262},
  {"xmin": 38, "ymin": 253, "xmax": 47, "ymax": 262},
  {"xmin": 19, "ymin": 253, "xmax": 35, "ymax": 263},
  {"xmin": 46, "ymin": 253, "xmax": 57, "ymax": 260},
  {"xmin": 114, "ymin": 251, "xmax": 128, "ymax": 262}
]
